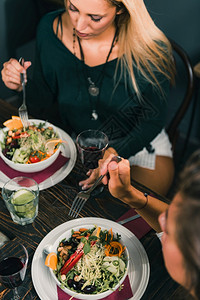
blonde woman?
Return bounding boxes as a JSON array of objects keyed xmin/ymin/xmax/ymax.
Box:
[{"xmin": 1, "ymin": 0, "xmax": 175, "ymax": 195}]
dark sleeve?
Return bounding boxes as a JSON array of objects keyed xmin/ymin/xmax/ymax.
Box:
[
  {"xmin": 24, "ymin": 15, "xmax": 61, "ymax": 125},
  {"xmin": 25, "ymin": 51, "xmax": 57, "ymax": 119},
  {"xmin": 109, "ymin": 75, "xmax": 170, "ymax": 158}
]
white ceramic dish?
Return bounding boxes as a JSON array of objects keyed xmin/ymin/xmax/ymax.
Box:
[
  {"xmin": 31, "ymin": 218, "xmax": 150, "ymax": 300},
  {"xmin": 0, "ymin": 127, "xmax": 77, "ymax": 191},
  {"xmin": 50, "ymin": 224, "xmax": 129, "ymax": 299},
  {"xmin": 0, "ymin": 119, "xmax": 61, "ymax": 173}
]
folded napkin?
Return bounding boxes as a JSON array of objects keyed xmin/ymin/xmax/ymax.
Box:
[
  {"xmin": 0, "ymin": 153, "xmax": 69, "ymax": 184},
  {"xmin": 117, "ymin": 208, "xmax": 152, "ymax": 240},
  {"xmin": 57, "ymin": 208, "xmax": 152, "ymax": 300}
]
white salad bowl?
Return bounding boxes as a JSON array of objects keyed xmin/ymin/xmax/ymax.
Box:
[
  {"xmin": 49, "ymin": 224, "xmax": 129, "ymax": 300},
  {"xmin": 0, "ymin": 119, "xmax": 62, "ymax": 173}
]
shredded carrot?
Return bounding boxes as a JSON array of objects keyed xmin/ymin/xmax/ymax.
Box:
[
  {"xmin": 105, "ymin": 228, "xmax": 113, "ymax": 242},
  {"xmin": 104, "ymin": 246, "xmax": 111, "ymax": 256},
  {"xmin": 104, "ymin": 241, "xmax": 126, "ymax": 257},
  {"xmin": 108, "ymin": 228, "xmax": 113, "ymax": 241}
]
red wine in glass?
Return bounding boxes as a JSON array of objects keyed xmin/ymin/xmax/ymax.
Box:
[
  {"xmin": 76, "ymin": 130, "xmax": 109, "ymax": 194},
  {"xmin": 77, "ymin": 130, "xmax": 109, "ymax": 171},
  {"xmin": 82, "ymin": 146, "xmax": 104, "ymax": 169},
  {"xmin": 0, "ymin": 257, "xmax": 24, "ymax": 289},
  {"xmin": 0, "ymin": 241, "xmax": 30, "ymax": 300}
]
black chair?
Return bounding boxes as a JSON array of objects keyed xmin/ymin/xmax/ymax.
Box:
[
  {"xmin": 165, "ymin": 40, "xmax": 196, "ymax": 198},
  {"xmin": 166, "ymin": 39, "xmax": 195, "ymax": 152}
]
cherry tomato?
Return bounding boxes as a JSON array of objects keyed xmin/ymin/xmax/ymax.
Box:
[
  {"xmin": 12, "ymin": 132, "xmax": 30, "ymax": 139},
  {"xmin": 12, "ymin": 135, "xmax": 21, "ymax": 139},
  {"xmin": 29, "ymin": 155, "xmax": 41, "ymax": 163}
]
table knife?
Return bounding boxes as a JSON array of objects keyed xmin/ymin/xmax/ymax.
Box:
[{"xmin": 117, "ymin": 214, "xmax": 140, "ymax": 225}]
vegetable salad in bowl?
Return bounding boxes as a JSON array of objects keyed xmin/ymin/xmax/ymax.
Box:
[
  {"xmin": 45, "ymin": 225, "xmax": 129, "ymax": 299},
  {"xmin": 0, "ymin": 118, "xmax": 63, "ymax": 173}
]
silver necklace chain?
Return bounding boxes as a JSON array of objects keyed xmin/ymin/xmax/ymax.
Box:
[{"xmin": 73, "ymin": 28, "xmax": 118, "ymax": 120}]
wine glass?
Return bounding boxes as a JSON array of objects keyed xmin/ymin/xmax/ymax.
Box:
[
  {"xmin": 0, "ymin": 241, "xmax": 30, "ymax": 300},
  {"xmin": 76, "ymin": 129, "xmax": 109, "ymax": 193}
]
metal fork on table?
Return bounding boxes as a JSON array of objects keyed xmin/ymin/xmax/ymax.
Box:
[
  {"xmin": 68, "ymin": 156, "xmax": 122, "ymax": 218},
  {"xmin": 18, "ymin": 57, "xmax": 29, "ymax": 129}
]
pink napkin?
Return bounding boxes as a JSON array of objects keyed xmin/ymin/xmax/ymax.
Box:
[
  {"xmin": 116, "ymin": 208, "xmax": 152, "ymax": 240},
  {"xmin": 57, "ymin": 208, "xmax": 152, "ymax": 300},
  {"xmin": 0, "ymin": 153, "xmax": 69, "ymax": 184}
]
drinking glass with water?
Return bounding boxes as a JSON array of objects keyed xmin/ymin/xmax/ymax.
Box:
[{"xmin": 2, "ymin": 176, "xmax": 39, "ymax": 226}]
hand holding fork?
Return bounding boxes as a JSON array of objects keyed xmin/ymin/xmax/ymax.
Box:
[
  {"xmin": 18, "ymin": 57, "xmax": 29, "ymax": 129},
  {"xmin": 68, "ymin": 156, "xmax": 122, "ymax": 218}
]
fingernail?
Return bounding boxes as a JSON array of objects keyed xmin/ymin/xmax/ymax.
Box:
[
  {"xmin": 110, "ymin": 162, "xmax": 118, "ymax": 170},
  {"xmin": 79, "ymin": 182, "xmax": 83, "ymax": 186},
  {"xmin": 82, "ymin": 185, "xmax": 88, "ymax": 190}
]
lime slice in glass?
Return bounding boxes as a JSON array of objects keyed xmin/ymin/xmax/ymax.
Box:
[{"xmin": 11, "ymin": 189, "xmax": 36, "ymax": 218}]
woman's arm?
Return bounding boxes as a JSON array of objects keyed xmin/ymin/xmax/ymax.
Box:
[
  {"xmin": 26, "ymin": 55, "xmax": 56, "ymax": 118},
  {"xmin": 109, "ymin": 75, "xmax": 170, "ymax": 158},
  {"xmin": 25, "ymin": 14, "xmax": 59, "ymax": 120},
  {"xmin": 101, "ymin": 156, "xmax": 169, "ymax": 232}
]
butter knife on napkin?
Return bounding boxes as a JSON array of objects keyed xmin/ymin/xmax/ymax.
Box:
[{"xmin": 117, "ymin": 214, "xmax": 141, "ymax": 225}]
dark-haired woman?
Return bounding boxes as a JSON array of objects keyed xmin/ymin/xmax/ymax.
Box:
[{"xmin": 101, "ymin": 150, "xmax": 200, "ymax": 300}]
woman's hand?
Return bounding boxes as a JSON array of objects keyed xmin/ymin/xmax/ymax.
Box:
[
  {"xmin": 1, "ymin": 58, "xmax": 31, "ymax": 91},
  {"xmin": 101, "ymin": 155, "xmax": 168, "ymax": 233},
  {"xmin": 100, "ymin": 155, "xmax": 133, "ymax": 201},
  {"xmin": 79, "ymin": 147, "xmax": 118, "ymax": 189}
]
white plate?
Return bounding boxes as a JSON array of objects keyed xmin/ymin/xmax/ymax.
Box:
[
  {"xmin": 0, "ymin": 127, "xmax": 77, "ymax": 190},
  {"xmin": 31, "ymin": 218, "xmax": 150, "ymax": 300}
]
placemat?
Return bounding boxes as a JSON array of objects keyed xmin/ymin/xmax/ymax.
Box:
[
  {"xmin": 0, "ymin": 153, "xmax": 69, "ymax": 184},
  {"xmin": 117, "ymin": 208, "xmax": 152, "ymax": 240}
]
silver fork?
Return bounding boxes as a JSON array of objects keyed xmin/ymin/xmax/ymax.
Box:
[
  {"xmin": 18, "ymin": 57, "xmax": 29, "ymax": 129},
  {"xmin": 68, "ymin": 156, "xmax": 122, "ymax": 218}
]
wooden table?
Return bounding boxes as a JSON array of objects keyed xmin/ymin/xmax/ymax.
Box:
[{"xmin": 0, "ymin": 99, "xmax": 186, "ymax": 299}]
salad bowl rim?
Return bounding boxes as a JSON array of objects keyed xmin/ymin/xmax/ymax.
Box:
[{"xmin": 0, "ymin": 119, "xmax": 62, "ymax": 169}]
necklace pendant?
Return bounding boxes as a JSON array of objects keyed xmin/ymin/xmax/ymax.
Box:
[
  {"xmin": 91, "ymin": 110, "xmax": 98, "ymax": 121},
  {"xmin": 88, "ymin": 83, "xmax": 99, "ymax": 97}
]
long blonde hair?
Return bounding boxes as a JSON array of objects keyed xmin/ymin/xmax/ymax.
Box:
[{"xmin": 108, "ymin": 0, "xmax": 175, "ymax": 97}]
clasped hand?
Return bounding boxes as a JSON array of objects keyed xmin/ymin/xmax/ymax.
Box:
[
  {"xmin": 79, "ymin": 150, "xmax": 132, "ymax": 202},
  {"xmin": 79, "ymin": 147, "xmax": 117, "ymax": 190}
]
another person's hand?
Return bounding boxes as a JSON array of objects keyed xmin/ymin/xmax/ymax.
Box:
[
  {"xmin": 79, "ymin": 147, "xmax": 118, "ymax": 189},
  {"xmin": 1, "ymin": 58, "xmax": 31, "ymax": 91},
  {"xmin": 100, "ymin": 155, "xmax": 133, "ymax": 201}
]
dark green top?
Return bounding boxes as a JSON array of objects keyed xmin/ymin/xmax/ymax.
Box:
[{"xmin": 26, "ymin": 9, "xmax": 170, "ymax": 158}]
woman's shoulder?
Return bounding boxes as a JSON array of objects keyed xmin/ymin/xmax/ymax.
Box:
[
  {"xmin": 36, "ymin": 8, "xmax": 65, "ymax": 44},
  {"xmin": 37, "ymin": 8, "xmax": 65, "ymax": 31}
]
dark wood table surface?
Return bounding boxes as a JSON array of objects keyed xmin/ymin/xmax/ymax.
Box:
[{"xmin": 0, "ymin": 99, "xmax": 186, "ymax": 300}]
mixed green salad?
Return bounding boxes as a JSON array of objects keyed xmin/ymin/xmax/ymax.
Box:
[
  {"xmin": 54, "ymin": 226, "xmax": 128, "ymax": 295},
  {"xmin": 1, "ymin": 122, "xmax": 59, "ymax": 164}
]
